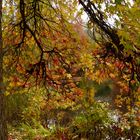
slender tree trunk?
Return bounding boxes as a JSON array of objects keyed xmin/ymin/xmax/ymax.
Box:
[{"xmin": 0, "ymin": 0, "xmax": 8, "ymax": 139}]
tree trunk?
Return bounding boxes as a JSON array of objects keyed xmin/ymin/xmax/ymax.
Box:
[
  {"xmin": 0, "ymin": 95, "xmax": 7, "ymax": 140},
  {"xmin": 0, "ymin": 0, "xmax": 8, "ymax": 139}
]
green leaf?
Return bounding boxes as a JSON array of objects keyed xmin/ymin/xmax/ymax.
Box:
[{"xmin": 115, "ymin": 0, "xmax": 123, "ymax": 4}]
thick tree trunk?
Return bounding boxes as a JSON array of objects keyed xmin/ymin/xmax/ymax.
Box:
[
  {"xmin": 0, "ymin": 95, "xmax": 7, "ymax": 140},
  {"xmin": 0, "ymin": 0, "xmax": 8, "ymax": 139}
]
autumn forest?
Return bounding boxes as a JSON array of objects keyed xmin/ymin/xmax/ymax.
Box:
[{"xmin": 0, "ymin": 0, "xmax": 140, "ymax": 139}]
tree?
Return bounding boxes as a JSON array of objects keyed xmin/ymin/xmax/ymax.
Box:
[
  {"xmin": 0, "ymin": 0, "xmax": 8, "ymax": 139},
  {"xmin": 79, "ymin": 0, "xmax": 140, "ymax": 112},
  {"xmin": 79, "ymin": 0, "xmax": 140, "ymax": 81},
  {"xmin": 0, "ymin": 1, "xmax": 88, "ymax": 139},
  {"xmin": 1, "ymin": 0, "xmax": 140, "ymax": 139}
]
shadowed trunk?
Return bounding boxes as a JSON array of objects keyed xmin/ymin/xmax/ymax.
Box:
[
  {"xmin": 0, "ymin": 0, "xmax": 8, "ymax": 139},
  {"xmin": 0, "ymin": 95, "xmax": 7, "ymax": 140}
]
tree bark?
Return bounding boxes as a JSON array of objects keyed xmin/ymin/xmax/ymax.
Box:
[
  {"xmin": 0, "ymin": 95, "xmax": 7, "ymax": 140},
  {"xmin": 0, "ymin": 0, "xmax": 8, "ymax": 139}
]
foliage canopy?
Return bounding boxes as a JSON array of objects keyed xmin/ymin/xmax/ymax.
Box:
[{"xmin": 0, "ymin": 0, "xmax": 140, "ymax": 139}]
